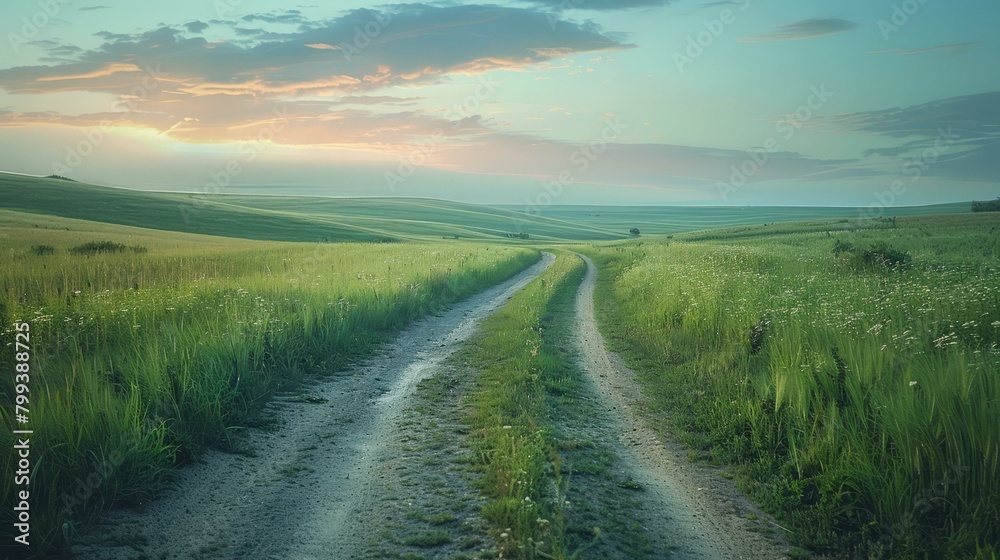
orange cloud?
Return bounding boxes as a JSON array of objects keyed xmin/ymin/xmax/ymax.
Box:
[
  {"xmin": 36, "ymin": 63, "xmax": 143, "ymax": 82},
  {"xmin": 304, "ymin": 43, "xmax": 341, "ymax": 51}
]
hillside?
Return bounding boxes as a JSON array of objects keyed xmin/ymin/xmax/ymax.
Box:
[
  {"xmin": 0, "ymin": 174, "xmax": 624, "ymax": 243},
  {"xmin": 503, "ymin": 202, "xmax": 972, "ymax": 236},
  {"xmin": 0, "ymin": 173, "xmax": 975, "ymax": 243}
]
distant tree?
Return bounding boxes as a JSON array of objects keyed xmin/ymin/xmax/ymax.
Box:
[
  {"xmin": 629, "ymin": 227, "xmax": 641, "ymax": 236},
  {"xmin": 972, "ymin": 198, "xmax": 1000, "ymax": 212}
]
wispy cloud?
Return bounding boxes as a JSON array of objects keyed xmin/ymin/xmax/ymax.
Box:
[
  {"xmin": 78, "ymin": 5, "xmax": 111, "ymax": 11},
  {"xmin": 241, "ymin": 10, "xmax": 307, "ymax": 24},
  {"xmin": 304, "ymin": 43, "xmax": 340, "ymax": 51},
  {"xmin": 527, "ymin": 0, "xmax": 675, "ymax": 10},
  {"xmin": 867, "ymin": 42, "xmax": 977, "ymax": 56},
  {"xmin": 821, "ymin": 91, "xmax": 1000, "ymax": 183},
  {"xmin": 739, "ymin": 18, "xmax": 858, "ymax": 43}
]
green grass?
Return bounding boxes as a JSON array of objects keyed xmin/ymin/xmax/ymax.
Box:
[
  {"xmin": 402, "ymin": 530, "xmax": 453, "ymax": 548},
  {"xmin": 495, "ymin": 203, "xmax": 972, "ymax": 237},
  {"xmin": 0, "ymin": 216, "xmax": 539, "ymax": 554},
  {"xmin": 585, "ymin": 213, "xmax": 1000, "ymax": 559},
  {"xmin": 456, "ymin": 252, "xmax": 586, "ymax": 559}
]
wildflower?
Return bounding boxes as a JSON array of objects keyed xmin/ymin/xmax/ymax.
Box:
[{"xmin": 909, "ymin": 381, "xmax": 918, "ymax": 387}]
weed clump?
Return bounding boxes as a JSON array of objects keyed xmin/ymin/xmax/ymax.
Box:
[
  {"xmin": 69, "ymin": 241, "xmax": 148, "ymax": 256},
  {"xmin": 31, "ymin": 244, "xmax": 56, "ymax": 256},
  {"xmin": 749, "ymin": 318, "xmax": 770, "ymax": 355},
  {"xmin": 833, "ymin": 240, "xmax": 911, "ymax": 271}
]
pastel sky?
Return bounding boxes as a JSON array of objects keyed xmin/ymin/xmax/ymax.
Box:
[{"xmin": 0, "ymin": 0, "xmax": 997, "ymax": 206}]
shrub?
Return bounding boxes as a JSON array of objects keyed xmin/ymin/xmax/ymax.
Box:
[
  {"xmin": 70, "ymin": 241, "xmax": 127, "ymax": 256},
  {"xmin": 832, "ymin": 239, "xmax": 854, "ymax": 256},
  {"xmin": 833, "ymin": 240, "xmax": 911, "ymax": 271},
  {"xmin": 69, "ymin": 241, "xmax": 147, "ymax": 256},
  {"xmin": 857, "ymin": 242, "xmax": 911, "ymax": 270},
  {"xmin": 31, "ymin": 244, "xmax": 56, "ymax": 256}
]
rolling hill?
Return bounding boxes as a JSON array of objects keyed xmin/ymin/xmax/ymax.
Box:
[
  {"xmin": 0, "ymin": 173, "xmax": 976, "ymax": 243},
  {"xmin": 0, "ymin": 173, "xmax": 625, "ymax": 243}
]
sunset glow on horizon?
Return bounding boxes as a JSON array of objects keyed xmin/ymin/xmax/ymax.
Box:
[{"xmin": 0, "ymin": 0, "xmax": 997, "ymax": 205}]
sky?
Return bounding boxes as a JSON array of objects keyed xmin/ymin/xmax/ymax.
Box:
[{"xmin": 0, "ymin": 0, "xmax": 997, "ymax": 206}]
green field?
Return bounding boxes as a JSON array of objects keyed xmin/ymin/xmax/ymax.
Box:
[
  {"xmin": 497, "ymin": 203, "xmax": 972, "ymax": 236},
  {"xmin": 2, "ymin": 173, "xmax": 976, "ymax": 244},
  {"xmin": 585, "ymin": 213, "xmax": 1000, "ymax": 559},
  {"xmin": 2, "ymin": 176, "xmax": 997, "ymax": 558}
]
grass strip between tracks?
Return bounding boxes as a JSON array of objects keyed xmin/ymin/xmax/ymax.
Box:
[{"xmin": 457, "ymin": 251, "xmax": 586, "ymax": 559}]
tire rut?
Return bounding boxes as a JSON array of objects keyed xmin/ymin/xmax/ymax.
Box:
[{"xmin": 572, "ymin": 253, "xmax": 789, "ymax": 560}]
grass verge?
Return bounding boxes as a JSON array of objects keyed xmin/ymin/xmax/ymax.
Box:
[
  {"xmin": 0, "ymin": 232, "xmax": 538, "ymax": 556},
  {"xmin": 583, "ymin": 214, "xmax": 1000, "ymax": 559}
]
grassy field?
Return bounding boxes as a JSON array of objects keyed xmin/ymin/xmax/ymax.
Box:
[
  {"xmin": 497, "ymin": 203, "xmax": 971, "ymax": 237},
  {"xmin": 2, "ymin": 173, "xmax": 976, "ymax": 244},
  {"xmin": 3, "ymin": 175, "xmax": 995, "ymax": 559},
  {"xmin": 0, "ymin": 174, "xmax": 625, "ymax": 243},
  {"xmin": 585, "ymin": 213, "xmax": 1000, "ymax": 559},
  {"xmin": 0, "ymin": 213, "xmax": 539, "ymax": 552}
]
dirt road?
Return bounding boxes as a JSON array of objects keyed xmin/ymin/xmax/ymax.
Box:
[
  {"xmin": 72, "ymin": 253, "xmax": 555, "ymax": 560},
  {"xmin": 572, "ymin": 254, "xmax": 788, "ymax": 559}
]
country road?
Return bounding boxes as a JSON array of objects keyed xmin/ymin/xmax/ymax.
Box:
[
  {"xmin": 72, "ymin": 251, "xmax": 788, "ymax": 560},
  {"xmin": 72, "ymin": 252, "xmax": 555, "ymax": 560},
  {"xmin": 572, "ymin": 253, "xmax": 788, "ymax": 559}
]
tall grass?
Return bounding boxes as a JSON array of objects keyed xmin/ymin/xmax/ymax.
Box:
[
  {"xmin": 0, "ymin": 234, "xmax": 538, "ymax": 553},
  {"xmin": 457, "ymin": 252, "xmax": 586, "ymax": 559},
  {"xmin": 586, "ymin": 214, "xmax": 1000, "ymax": 559}
]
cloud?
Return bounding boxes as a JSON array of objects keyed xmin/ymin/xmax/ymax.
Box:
[
  {"xmin": 0, "ymin": 3, "xmax": 876, "ymax": 192},
  {"xmin": 336, "ymin": 95, "xmax": 424, "ymax": 105},
  {"xmin": 527, "ymin": 0, "xmax": 675, "ymax": 10},
  {"xmin": 867, "ymin": 42, "xmax": 977, "ymax": 56},
  {"xmin": 304, "ymin": 42, "xmax": 340, "ymax": 50},
  {"xmin": 0, "ymin": 5, "xmax": 630, "ymax": 153},
  {"xmin": 94, "ymin": 30, "xmax": 133, "ymax": 41},
  {"xmin": 79, "ymin": 5, "xmax": 111, "ymax": 11},
  {"xmin": 240, "ymin": 10, "xmax": 307, "ymax": 24},
  {"xmin": 25, "ymin": 40, "xmax": 83, "ymax": 62},
  {"xmin": 35, "ymin": 62, "xmax": 142, "ymax": 82},
  {"xmin": 184, "ymin": 21, "xmax": 209, "ymax": 34},
  {"xmin": 821, "ymin": 91, "xmax": 1000, "ymax": 183},
  {"xmin": 739, "ymin": 18, "xmax": 859, "ymax": 43},
  {"xmin": 0, "ymin": 6, "xmax": 628, "ymax": 97}
]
